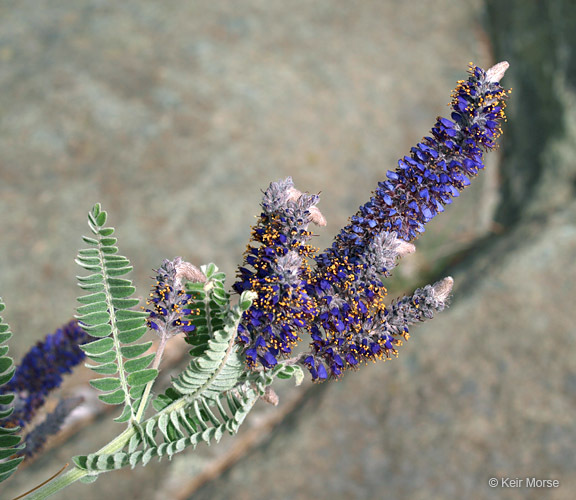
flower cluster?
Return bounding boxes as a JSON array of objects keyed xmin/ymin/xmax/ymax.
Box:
[
  {"xmin": 321, "ymin": 62, "xmax": 509, "ymax": 264},
  {"xmin": 0, "ymin": 320, "xmax": 91, "ymax": 428},
  {"xmin": 304, "ymin": 232, "xmax": 417, "ymax": 379},
  {"xmin": 236, "ymin": 62, "xmax": 509, "ymax": 380},
  {"xmin": 233, "ymin": 178, "xmax": 324, "ymax": 368},
  {"xmin": 144, "ymin": 257, "xmax": 203, "ymax": 337},
  {"xmin": 304, "ymin": 277, "xmax": 453, "ymax": 379},
  {"xmin": 302, "ymin": 63, "xmax": 509, "ymax": 379}
]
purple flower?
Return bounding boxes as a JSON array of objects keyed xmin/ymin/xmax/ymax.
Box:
[
  {"xmin": 236, "ymin": 63, "xmax": 509, "ymax": 381},
  {"xmin": 144, "ymin": 258, "xmax": 200, "ymax": 337},
  {"xmin": 299, "ymin": 63, "xmax": 509, "ymax": 380},
  {"xmin": 233, "ymin": 178, "xmax": 324, "ymax": 368},
  {"xmin": 0, "ymin": 320, "xmax": 91, "ymax": 429},
  {"xmin": 319, "ymin": 63, "xmax": 509, "ymax": 267}
]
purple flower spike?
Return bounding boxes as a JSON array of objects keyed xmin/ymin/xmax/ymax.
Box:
[
  {"xmin": 301, "ymin": 63, "xmax": 509, "ymax": 380},
  {"xmin": 235, "ymin": 63, "xmax": 509, "ymax": 382},
  {"xmin": 233, "ymin": 178, "xmax": 324, "ymax": 368},
  {"xmin": 144, "ymin": 258, "xmax": 203, "ymax": 338},
  {"xmin": 0, "ymin": 320, "xmax": 91, "ymax": 429}
]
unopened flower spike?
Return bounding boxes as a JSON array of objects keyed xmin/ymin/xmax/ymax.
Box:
[
  {"xmin": 144, "ymin": 257, "xmax": 202, "ymax": 337},
  {"xmin": 233, "ymin": 177, "xmax": 321, "ymax": 368},
  {"xmin": 386, "ymin": 276, "xmax": 454, "ymax": 328},
  {"xmin": 0, "ymin": 320, "xmax": 91, "ymax": 429},
  {"xmin": 21, "ymin": 396, "xmax": 84, "ymax": 458}
]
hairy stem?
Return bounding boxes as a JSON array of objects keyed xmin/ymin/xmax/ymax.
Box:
[
  {"xmin": 20, "ymin": 426, "xmax": 135, "ymax": 499},
  {"xmin": 97, "ymin": 239, "xmax": 133, "ymax": 419},
  {"xmin": 133, "ymin": 334, "xmax": 168, "ymax": 423}
]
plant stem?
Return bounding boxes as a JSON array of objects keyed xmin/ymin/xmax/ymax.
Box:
[
  {"xmin": 134, "ymin": 334, "xmax": 168, "ymax": 423},
  {"xmin": 20, "ymin": 426, "xmax": 135, "ymax": 499},
  {"xmin": 22, "ymin": 467, "xmax": 87, "ymax": 500},
  {"xmin": 20, "ymin": 383, "xmax": 203, "ymax": 499}
]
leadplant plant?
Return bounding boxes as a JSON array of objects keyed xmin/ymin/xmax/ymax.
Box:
[{"xmin": 0, "ymin": 61, "xmax": 509, "ymax": 498}]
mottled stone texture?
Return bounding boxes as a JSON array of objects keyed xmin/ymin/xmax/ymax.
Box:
[
  {"xmin": 1, "ymin": 1, "xmax": 575, "ymax": 499},
  {"xmin": 486, "ymin": 0, "xmax": 576, "ymax": 227}
]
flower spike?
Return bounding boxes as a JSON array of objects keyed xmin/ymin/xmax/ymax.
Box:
[
  {"xmin": 0, "ymin": 320, "xmax": 91, "ymax": 429},
  {"xmin": 144, "ymin": 257, "xmax": 200, "ymax": 337},
  {"xmin": 233, "ymin": 178, "xmax": 320, "ymax": 368},
  {"xmin": 236, "ymin": 63, "xmax": 509, "ymax": 380}
]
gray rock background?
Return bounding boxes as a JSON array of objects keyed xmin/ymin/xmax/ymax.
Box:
[{"xmin": 1, "ymin": 1, "xmax": 575, "ymax": 499}]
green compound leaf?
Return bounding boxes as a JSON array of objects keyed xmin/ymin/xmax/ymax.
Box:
[
  {"xmin": 76, "ymin": 204, "xmax": 158, "ymax": 423},
  {"xmin": 170, "ymin": 269, "xmax": 255, "ymax": 400},
  {"xmin": 72, "ymin": 266, "xmax": 294, "ymax": 473},
  {"xmin": 0, "ymin": 299, "xmax": 24, "ymax": 482},
  {"xmin": 73, "ymin": 361, "xmax": 302, "ymax": 473}
]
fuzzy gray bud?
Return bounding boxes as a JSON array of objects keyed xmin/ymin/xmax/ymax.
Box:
[
  {"xmin": 431, "ymin": 276, "xmax": 453, "ymax": 304},
  {"xmin": 175, "ymin": 260, "xmax": 207, "ymax": 289},
  {"xmin": 486, "ymin": 61, "xmax": 509, "ymax": 83}
]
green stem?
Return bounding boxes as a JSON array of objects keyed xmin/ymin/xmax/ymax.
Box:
[
  {"xmin": 23, "ymin": 467, "xmax": 87, "ymax": 500},
  {"xmin": 133, "ymin": 334, "xmax": 168, "ymax": 423},
  {"xmin": 21, "ymin": 426, "xmax": 135, "ymax": 499},
  {"xmin": 133, "ymin": 279, "xmax": 214, "ymax": 424},
  {"xmin": 21, "ymin": 356, "xmax": 265, "ymax": 499},
  {"xmin": 20, "ymin": 281, "xmax": 246, "ymax": 498},
  {"xmin": 20, "ymin": 390, "xmax": 195, "ymax": 499}
]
